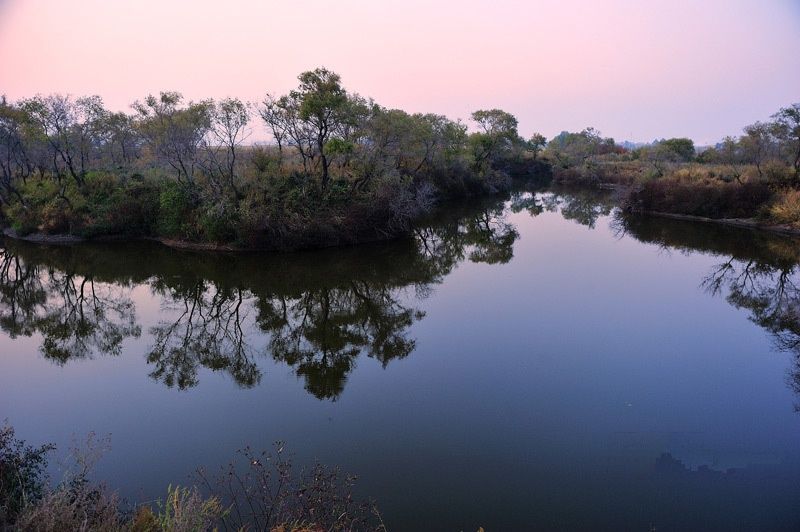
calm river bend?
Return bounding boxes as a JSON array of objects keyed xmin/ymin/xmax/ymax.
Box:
[{"xmin": 1, "ymin": 188, "xmax": 799, "ymax": 530}]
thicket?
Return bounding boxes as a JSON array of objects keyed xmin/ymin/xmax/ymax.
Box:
[{"xmin": 0, "ymin": 69, "xmax": 549, "ymax": 249}]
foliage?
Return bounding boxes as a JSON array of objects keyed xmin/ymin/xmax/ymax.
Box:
[
  {"xmin": 0, "ymin": 69, "xmax": 549, "ymax": 248},
  {"xmin": 0, "ymin": 424, "xmax": 382, "ymax": 532},
  {"xmin": 625, "ymin": 179, "xmax": 772, "ymax": 219},
  {"xmin": 1, "ymin": 73, "xmax": 796, "ymax": 244},
  {"xmin": 0, "ymin": 422, "xmax": 55, "ymax": 527}
]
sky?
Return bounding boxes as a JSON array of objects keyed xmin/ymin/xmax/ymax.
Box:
[{"xmin": 0, "ymin": 0, "xmax": 798, "ymax": 145}]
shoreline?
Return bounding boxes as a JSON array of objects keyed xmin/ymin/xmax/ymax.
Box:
[
  {"xmin": 575, "ymin": 180, "xmax": 800, "ymax": 239},
  {"xmin": 2, "ymin": 228, "xmax": 261, "ymax": 251},
  {"xmin": 631, "ymin": 210, "xmax": 800, "ymax": 237},
  {"xmin": 6, "ymin": 190, "xmax": 800, "ymax": 252},
  {"xmin": 1, "ymin": 227, "xmax": 408, "ymax": 253}
]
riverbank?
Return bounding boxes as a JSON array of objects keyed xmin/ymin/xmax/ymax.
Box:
[
  {"xmin": 556, "ymin": 175, "xmax": 800, "ymax": 239},
  {"xmin": 630, "ymin": 210, "xmax": 800, "ymax": 237}
]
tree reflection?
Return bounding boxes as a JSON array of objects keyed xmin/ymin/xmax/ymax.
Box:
[
  {"xmin": 415, "ymin": 200, "xmax": 519, "ymax": 272},
  {"xmin": 617, "ymin": 213, "xmax": 800, "ymax": 410},
  {"xmin": 0, "ymin": 248, "xmax": 140, "ymax": 362},
  {"xmin": 257, "ymin": 285, "xmax": 421, "ymax": 399},
  {"xmin": 0, "ymin": 192, "xmax": 519, "ymax": 399},
  {"xmin": 5, "ymin": 192, "xmax": 800, "ymax": 405},
  {"xmin": 148, "ymin": 281, "xmax": 257, "ymax": 390},
  {"xmin": 510, "ymin": 187, "xmax": 615, "ymax": 228}
]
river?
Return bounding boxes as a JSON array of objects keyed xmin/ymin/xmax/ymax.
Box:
[{"xmin": 1, "ymin": 188, "xmax": 798, "ymax": 530}]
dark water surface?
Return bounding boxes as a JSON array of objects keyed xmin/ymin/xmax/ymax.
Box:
[{"xmin": 1, "ymin": 189, "xmax": 799, "ymax": 530}]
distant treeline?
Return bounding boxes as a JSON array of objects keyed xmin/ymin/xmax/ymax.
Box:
[
  {"xmin": 542, "ymin": 102, "xmax": 800, "ymax": 225},
  {"xmin": 544, "ymin": 104, "xmax": 800, "ymax": 186},
  {"xmin": 0, "ymin": 68, "xmax": 548, "ymax": 248}
]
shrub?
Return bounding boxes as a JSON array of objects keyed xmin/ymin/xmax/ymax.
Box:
[
  {"xmin": 0, "ymin": 422, "xmax": 55, "ymax": 527},
  {"xmin": 197, "ymin": 444, "xmax": 385, "ymax": 532},
  {"xmin": 157, "ymin": 182, "xmax": 195, "ymax": 238},
  {"xmin": 625, "ymin": 179, "xmax": 773, "ymax": 219},
  {"xmin": 768, "ymin": 190, "xmax": 800, "ymax": 227},
  {"xmin": 130, "ymin": 485, "xmax": 224, "ymax": 532},
  {"xmin": 763, "ymin": 160, "xmax": 795, "ymax": 185},
  {"xmin": 197, "ymin": 203, "xmax": 238, "ymax": 243},
  {"xmin": 2, "ymin": 424, "xmax": 384, "ymax": 531},
  {"xmin": 14, "ymin": 481, "xmax": 122, "ymax": 532}
]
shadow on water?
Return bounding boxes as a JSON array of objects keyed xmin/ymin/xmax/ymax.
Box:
[{"xmin": 0, "ymin": 194, "xmax": 520, "ymax": 399}]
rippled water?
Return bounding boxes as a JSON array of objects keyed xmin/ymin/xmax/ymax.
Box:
[{"xmin": 1, "ymin": 188, "xmax": 799, "ymax": 530}]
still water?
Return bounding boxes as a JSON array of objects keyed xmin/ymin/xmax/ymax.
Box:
[{"xmin": 1, "ymin": 188, "xmax": 799, "ymax": 530}]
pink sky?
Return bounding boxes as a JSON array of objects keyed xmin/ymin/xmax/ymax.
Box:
[{"xmin": 1, "ymin": 0, "xmax": 798, "ymax": 144}]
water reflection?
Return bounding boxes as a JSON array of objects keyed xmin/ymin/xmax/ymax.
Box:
[
  {"xmin": 0, "ymin": 248, "xmax": 141, "ymax": 362},
  {"xmin": 616, "ymin": 213, "xmax": 800, "ymax": 410},
  {"xmin": 0, "ymin": 197, "xmax": 518, "ymax": 399},
  {"xmin": 510, "ymin": 186, "xmax": 615, "ymax": 228},
  {"xmin": 2, "ymin": 189, "xmax": 800, "ymax": 406}
]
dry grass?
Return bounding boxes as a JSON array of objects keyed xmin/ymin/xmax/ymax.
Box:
[{"xmin": 769, "ymin": 189, "xmax": 800, "ymax": 228}]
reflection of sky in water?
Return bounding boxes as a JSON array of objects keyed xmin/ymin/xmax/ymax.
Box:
[{"xmin": 0, "ymin": 190, "xmax": 799, "ymax": 530}]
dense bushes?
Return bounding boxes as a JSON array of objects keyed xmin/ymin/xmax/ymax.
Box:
[
  {"xmin": 2, "ymin": 73, "xmax": 795, "ymax": 243},
  {"xmin": 0, "ymin": 70, "xmax": 550, "ymax": 249},
  {"xmin": 625, "ymin": 179, "xmax": 773, "ymax": 219}
]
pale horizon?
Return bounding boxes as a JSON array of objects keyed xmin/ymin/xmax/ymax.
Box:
[{"xmin": 1, "ymin": 0, "xmax": 798, "ymax": 145}]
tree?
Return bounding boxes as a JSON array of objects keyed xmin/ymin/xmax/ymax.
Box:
[
  {"xmin": 719, "ymin": 135, "xmax": 744, "ymax": 183},
  {"xmin": 295, "ymin": 68, "xmax": 350, "ymax": 188},
  {"xmin": 546, "ymin": 128, "xmax": 614, "ymax": 169},
  {"xmin": 659, "ymin": 137, "xmax": 695, "ymax": 162},
  {"xmin": 258, "ymin": 93, "xmax": 291, "ymax": 163},
  {"xmin": 469, "ymin": 109, "xmax": 520, "ymax": 171},
  {"xmin": 132, "ymin": 92, "xmax": 212, "ymax": 187},
  {"xmin": 772, "ymin": 103, "xmax": 800, "ymax": 180},
  {"xmin": 19, "ymin": 94, "xmax": 107, "ymax": 189},
  {"xmin": 201, "ymin": 97, "xmax": 250, "ymax": 200},
  {"xmin": 258, "ymin": 69, "xmax": 357, "ymax": 188},
  {"xmin": 527, "ymin": 132, "xmax": 547, "ymax": 160},
  {"xmin": 0, "ymin": 97, "xmax": 30, "ymax": 204},
  {"xmin": 97, "ymin": 111, "xmax": 140, "ymax": 168},
  {"xmin": 740, "ymin": 122, "xmax": 773, "ymax": 178}
]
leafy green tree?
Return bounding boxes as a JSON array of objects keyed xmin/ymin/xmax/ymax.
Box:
[
  {"xmin": 469, "ymin": 109, "xmax": 520, "ymax": 171},
  {"xmin": 296, "ymin": 68, "xmax": 351, "ymax": 188},
  {"xmin": 259, "ymin": 68, "xmax": 358, "ymax": 188}
]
